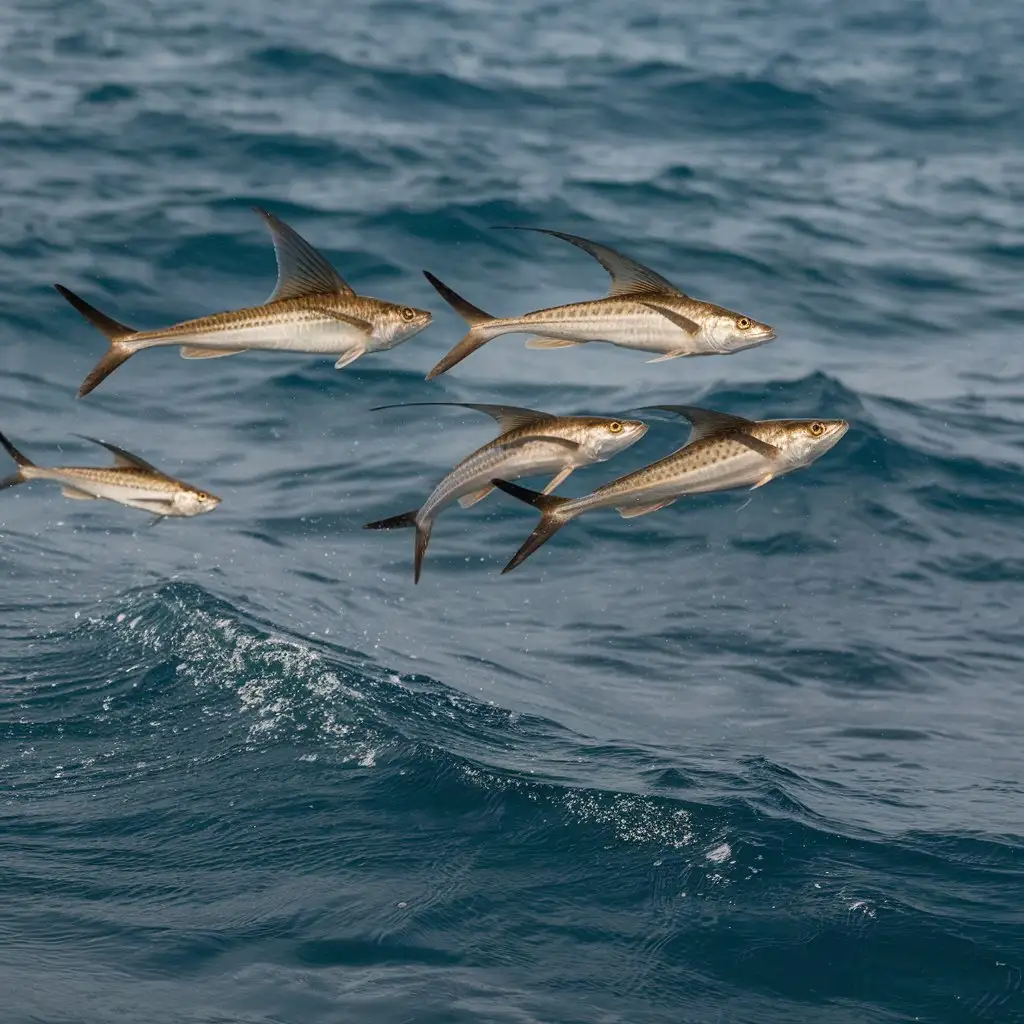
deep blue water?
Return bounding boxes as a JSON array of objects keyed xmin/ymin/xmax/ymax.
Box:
[{"xmin": 1, "ymin": 1, "xmax": 1023, "ymax": 1021}]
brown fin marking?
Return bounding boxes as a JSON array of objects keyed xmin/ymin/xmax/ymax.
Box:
[
  {"xmin": 61, "ymin": 485, "xmax": 98, "ymax": 500},
  {"xmin": 56, "ymin": 285, "xmax": 140, "ymax": 397},
  {"xmin": 491, "ymin": 478, "xmax": 574, "ymax": 574},
  {"xmin": 423, "ymin": 271, "xmax": 500, "ymax": 379},
  {"xmin": 363, "ymin": 510, "xmax": 433, "ymax": 584},
  {"xmin": 617, "ymin": 499, "xmax": 676, "ymax": 519},
  {"xmin": 180, "ymin": 346, "xmax": 246, "ymax": 359},
  {"xmin": 494, "ymin": 227, "xmax": 683, "ymax": 297},
  {"xmin": 458, "ymin": 486, "xmax": 494, "ymax": 508},
  {"xmin": 639, "ymin": 302, "xmax": 701, "ymax": 337}
]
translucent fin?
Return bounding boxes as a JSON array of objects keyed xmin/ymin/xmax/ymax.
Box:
[
  {"xmin": 525, "ymin": 337, "xmax": 582, "ymax": 349},
  {"xmin": 636, "ymin": 405, "xmax": 782, "ymax": 459},
  {"xmin": 496, "ymin": 227, "xmax": 682, "ymax": 297},
  {"xmin": 646, "ymin": 351, "xmax": 687, "ymax": 363},
  {"xmin": 254, "ymin": 208, "xmax": 353, "ymax": 302},
  {"xmin": 75, "ymin": 436, "xmax": 164, "ymax": 473},
  {"xmin": 370, "ymin": 402, "xmax": 554, "ymax": 434},
  {"xmin": 61, "ymin": 485, "xmax": 99, "ymax": 500},
  {"xmin": 180, "ymin": 346, "xmax": 246, "ymax": 359},
  {"xmin": 458, "ymin": 486, "xmax": 494, "ymax": 508},
  {"xmin": 618, "ymin": 499, "xmax": 676, "ymax": 519},
  {"xmin": 750, "ymin": 473, "xmax": 776, "ymax": 490},
  {"xmin": 541, "ymin": 466, "xmax": 573, "ymax": 494},
  {"xmin": 334, "ymin": 346, "xmax": 365, "ymax": 369}
]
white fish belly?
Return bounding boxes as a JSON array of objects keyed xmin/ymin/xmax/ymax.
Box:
[
  {"xmin": 518, "ymin": 312, "xmax": 704, "ymax": 354},
  {"xmin": 422, "ymin": 443, "xmax": 577, "ymax": 520},
  {"xmin": 162, "ymin": 320, "xmax": 367, "ymax": 354}
]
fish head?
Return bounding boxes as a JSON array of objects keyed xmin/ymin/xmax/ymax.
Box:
[
  {"xmin": 574, "ymin": 417, "xmax": 649, "ymax": 461},
  {"xmin": 764, "ymin": 418, "xmax": 850, "ymax": 468},
  {"xmin": 172, "ymin": 486, "xmax": 222, "ymax": 517},
  {"xmin": 374, "ymin": 301, "xmax": 433, "ymax": 348},
  {"xmin": 706, "ymin": 309, "xmax": 776, "ymax": 353}
]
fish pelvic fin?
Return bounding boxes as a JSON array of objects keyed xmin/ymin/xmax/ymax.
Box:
[
  {"xmin": 0, "ymin": 430, "xmax": 35, "ymax": 490},
  {"xmin": 423, "ymin": 271, "xmax": 502, "ymax": 379},
  {"xmin": 491, "ymin": 478, "xmax": 575, "ymax": 574},
  {"xmin": 55, "ymin": 285, "xmax": 140, "ymax": 397},
  {"xmin": 363, "ymin": 509, "xmax": 432, "ymax": 584}
]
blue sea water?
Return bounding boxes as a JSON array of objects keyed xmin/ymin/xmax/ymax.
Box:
[{"xmin": 1, "ymin": 0, "xmax": 1023, "ymax": 1020}]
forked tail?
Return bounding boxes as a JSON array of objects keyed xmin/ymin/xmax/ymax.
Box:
[
  {"xmin": 422, "ymin": 271, "xmax": 503, "ymax": 379},
  {"xmin": 491, "ymin": 479, "xmax": 576, "ymax": 574},
  {"xmin": 0, "ymin": 430, "xmax": 36, "ymax": 491},
  {"xmin": 363, "ymin": 509, "xmax": 433, "ymax": 584},
  {"xmin": 55, "ymin": 285, "xmax": 140, "ymax": 397}
]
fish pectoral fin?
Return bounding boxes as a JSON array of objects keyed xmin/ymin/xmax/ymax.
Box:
[
  {"xmin": 132, "ymin": 498, "xmax": 176, "ymax": 513},
  {"xmin": 180, "ymin": 346, "xmax": 247, "ymax": 359},
  {"xmin": 639, "ymin": 302, "xmax": 701, "ymax": 337},
  {"xmin": 458, "ymin": 486, "xmax": 495, "ymax": 508},
  {"xmin": 525, "ymin": 337, "xmax": 582, "ymax": 349},
  {"xmin": 734, "ymin": 435, "xmax": 783, "ymax": 459},
  {"xmin": 617, "ymin": 499, "xmax": 677, "ymax": 519},
  {"xmin": 749, "ymin": 473, "xmax": 776, "ymax": 490},
  {"xmin": 495, "ymin": 227, "xmax": 684, "ymax": 298},
  {"xmin": 61, "ymin": 485, "xmax": 99, "ymax": 500},
  {"xmin": 541, "ymin": 466, "xmax": 574, "ymax": 494},
  {"xmin": 334, "ymin": 345, "xmax": 366, "ymax": 369},
  {"xmin": 645, "ymin": 351, "xmax": 687, "ymax": 363},
  {"xmin": 254, "ymin": 208, "xmax": 354, "ymax": 301},
  {"xmin": 319, "ymin": 309, "xmax": 373, "ymax": 334}
]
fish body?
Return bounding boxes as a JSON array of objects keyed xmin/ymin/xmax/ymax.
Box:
[
  {"xmin": 364, "ymin": 402, "xmax": 647, "ymax": 582},
  {"xmin": 59, "ymin": 208, "xmax": 432, "ymax": 396},
  {"xmin": 424, "ymin": 228, "xmax": 774, "ymax": 378},
  {"xmin": 492, "ymin": 405, "xmax": 849, "ymax": 572},
  {"xmin": 0, "ymin": 432, "xmax": 220, "ymax": 518}
]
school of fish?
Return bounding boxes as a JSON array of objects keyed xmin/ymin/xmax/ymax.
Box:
[{"xmin": 2, "ymin": 207, "xmax": 849, "ymax": 577}]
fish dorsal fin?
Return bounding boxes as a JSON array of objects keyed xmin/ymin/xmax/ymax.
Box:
[
  {"xmin": 254, "ymin": 208, "xmax": 354, "ymax": 302},
  {"xmin": 639, "ymin": 405, "xmax": 783, "ymax": 459},
  {"xmin": 371, "ymin": 402, "xmax": 555, "ymax": 434},
  {"xmin": 76, "ymin": 435, "xmax": 166, "ymax": 474},
  {"xmin": 498, "ymin": 227, "xmax": 683, "ymax": 297}
]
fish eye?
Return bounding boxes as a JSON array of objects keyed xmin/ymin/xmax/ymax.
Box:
[
  {"xmin": 737, "ymin": 317, "xmax": 751, "ymax": 330},
  {"xmin": 400, "ymin": 307, "xmax": 417, "ymax": 322},
  {"xmin": 808, "ymin": 422, "xmax": 825, "ymax": 437},
  {"xmin": 608, "ymin": 421, "xmax": 624, "ymax": 434}
]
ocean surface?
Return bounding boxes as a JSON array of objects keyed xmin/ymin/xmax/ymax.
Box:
[{"xmin": 1, "ymin": 1, "xmax": 1023, "ymax": 1021}]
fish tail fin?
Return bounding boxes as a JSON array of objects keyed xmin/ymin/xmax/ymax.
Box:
[
  {"xmin": 55, "ymin": 285, "xmax": 140, "ymax": 397},
  {"xmin": 491, "ymin": 479, "xmax": 575, "ymax": 574},
  {"xmin": 0, "ymin": 430, "xmax": 34, "ymax": 489},
  {"xmin": 422, "ymin": 271, "xmax": 502, "ymax": 379},
  {"xmin": 363, "ymin": 509, "xmax": 433, "ymax": 584}
]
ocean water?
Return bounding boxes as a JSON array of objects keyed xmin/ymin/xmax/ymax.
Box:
[{"xmin": 1, "ymin": 0, "xmax": 1023, "ymax": 1021}]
